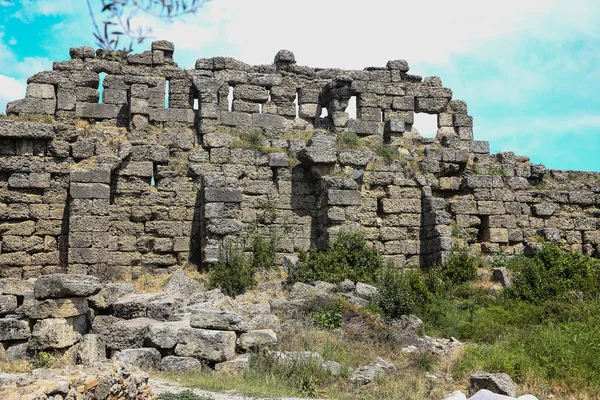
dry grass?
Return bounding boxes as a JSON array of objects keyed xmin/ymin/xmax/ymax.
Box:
[{"xmin": 0, "ymin": 361, "xmax": 30, "ymax": 373}]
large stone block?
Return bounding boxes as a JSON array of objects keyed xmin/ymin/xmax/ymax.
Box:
[
  {"xmin": 327, "ymin": 190, "xmax": 361, "ymax": 206},
  {"xmin": 190, "ymin": 309, "xmax": 246, "ymax": 331},
  {"xmin": 70, "ymin": 183, "xmax": 110, "ymax": 199},
  {"xmin": 77, "ymin": 334, "xmax": 106, "ymax": 366},
  {"xmin": 116, "ymin": 348, "xmax": 161, "ymax": 370},
  {"xmin": 146, "ymin": 320, "xmax": 189, "ymax": 349},
  {"xmin": 0, "ymin": 295, "xmax": 18, "ymax": 315},
  {"xmin": 29, "ymin": 318, "xmax": 81, "ymax": 350},
  {"xmin": 75, "ymin": 103, "xmax": 118, "ymax": 119},
  {"xmin": 160, "ymin": 356, "xmax": 201, "ymax": 372},
  {"xmin": 16, "ymin": 297, "xmax": 89, "ymax": 319},
  {"xmin": 175, "ymin": 327, "xmax": 237, "ymax": 362},
  {"xmin": 149, "ymin": 108, "xmax": 195, "ymax": 123},
  {"xmin": 347, "ymin": 120, "xmax": 384, "ymax": 136},
  {"xmin": 381, "ymin": 198, "xmax": 421, "ymax": 214},
  {"xmin": 26, "ymin": 83, "xmax": 56, "ymax": 100},
  {"xmin": 237, "ymin": 329, "xmax": 277, "ymax": 351},
  {"xmin": 204, "ymin": 187, "xmax": 243, "ymax": 203},
  {"xmin": 34, "ymin": 274, "xmax": 102, "ymax": 300},
  {"xmin": 0, "ymin": 318, "xmax": 31, "ymax": 341},
  {"xmin": 92, "ymin": 316, "xmax": 157, "ymax": 350}
]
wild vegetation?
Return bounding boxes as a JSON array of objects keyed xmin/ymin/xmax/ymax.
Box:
[{"xmin": 155, "ymin": 235, "xmax": 600, "ymax": 399}]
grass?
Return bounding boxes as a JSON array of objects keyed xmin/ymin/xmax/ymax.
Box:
[{"xmin": 0, "ymin": 113, "xmax": 57, "ymax": 124}]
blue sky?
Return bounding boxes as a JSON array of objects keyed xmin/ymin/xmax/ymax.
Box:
[{"xmin": 1, "ymin": 0, "xmax": 599, "ymax": 172}]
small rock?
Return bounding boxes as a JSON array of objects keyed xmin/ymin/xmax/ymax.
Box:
[
  {"xmin": 160, "ymin": 356, "xmax": 201, "ymax": 372},
  {"xmin": 336, "ymin": 279, "xmax": 356, "ymax": 292},
  {"xmin": 401, "ymin": 345, "xmax": 419, "ymax": 354},
  {"xmin": 164, "ymin": 270, "xmax": 201, "ymax": 299},
  {"xmin": 313, "ymin": 281, "xmax": 336, "ymax": 293},
  {"xmin": 276, "ymin": 351, "xmax": 324, "ymax": 366},
  {"xmin": 237, "ymin": 329, "xmax": 277, "ymax": 351},
  {"xmin": 355, "ymin": 282, "xmax": 379, "ymax": 300},
  {"xmin": 215, "ymin": 356, "xmax": 249, "ymax": 374},
  {"xmin": 469, "ymin": 372, "xmax": 517, "ymax": 397},
  {"xmin": 321, "ymin": 360, "xmax": 344, "ymax": 377},
  {"xmin": 289, "ymin": 282, "xmax": 329, "ymax": 300},
  {"xmin": 350, "ymin": 357, "xmax": 396, "ymax": 385},
  {"xmin": 393, "ymin": 314, "xmax": 424, "ymax": 332}
]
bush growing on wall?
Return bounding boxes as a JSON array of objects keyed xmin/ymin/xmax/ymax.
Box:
[
  {"xmin": 375, "ymin": 268, "xmax": 431, "ymax": 321},
  {"xmin": 288, "ymin": 232, "xmax": 384, "ymax": 284},
  {"xmin": 209, "ymin": 242, "xmax": 256, "ymax": 297},
  {"xmin": 504, "ymin": 243, "xmax": 600, "ymax": 302}
]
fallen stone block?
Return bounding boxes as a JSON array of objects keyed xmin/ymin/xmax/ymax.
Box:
[
  {"xmin": 34, "ymin": 274, "xmax": 102, "ymax": 300},
  {"xmin": 175, "ymin": 328, "xmax": 236, "ymax": 362}
]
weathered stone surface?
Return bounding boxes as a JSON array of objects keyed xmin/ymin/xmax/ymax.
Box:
[
  {"xmin": 190, "ymin": 309, "xmax": 246, "ymax": 331},
  {"xmin": 112, "ymin": 293, "xmax": 162, "ymax": 319},
  {"xmin": 175, "ymin": 328, "xmax": 237, "ymax": 362},
  {"xmin": 237, "ymin": 329, "xmax": 277, "ymax": 351},
  {"xmin": 77, "ymin": 334, "xmax": 106, "ymax": 365},
  {"xmin": 297, "ymin": 133, "xmax": 337, "ymax": 165},
  {"xmin": 34, "ymin": 274, "xmax": 101, "ymax": 299},
  {"xmin": 355, "ymin": 282, "xmax": 379, "ymax": 300},
  {"xmin": 146, "ymin": 320, "xmax": 189, "ymax": 349},
  {"xmin": 164, "ymin": 269, "xmax": 201, "ymax": 299},
  {"xmin": 116, "ymin": 348, "xmax": 161, "ymax": 369},
  {"xmin": 350, "ymin": 357, "xmax": 396, "ymax": 385},
  {"xmin": 0, "ymin": 295, "xmax": 18, "ymax": 315},
  {"xmin": 29, "ymin": 318, "xmax": 81, "ymax": 350},
  {"xmin": 0, "ymin": 278, "xmax": 35, "ymax": 296},
  {"xmin": 92, "ymin": 316, "xmax": 157, "ymax": 350},
  {"xmin": 16, "ymin": 297, "xmax": 89, "ymax": 319},
  {"xmin": 469, "ymin": 372, "xmax": 516, "ymax": 397},
  {"xmin": 0, "ymin": 318, "xmax": 31, "ymax": 341},
  {"xmin": 88, "ymin": 283, "xmax": 135, "ymax": 309},
  {"xmin": 160, "ymin": 356, "xmax": 202, "ymax": 372}
]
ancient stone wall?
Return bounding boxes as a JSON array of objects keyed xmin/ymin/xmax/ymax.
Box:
[{"xmin": 1, "ymin": 41, "xmax": 599, "ymax": 279}]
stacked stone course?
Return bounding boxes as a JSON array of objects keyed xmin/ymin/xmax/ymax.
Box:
[{"xmin": 0, "ymin": 40, "xmax": 599, "ymax": 278}]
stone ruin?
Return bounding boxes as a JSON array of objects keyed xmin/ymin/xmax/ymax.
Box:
[{"xmin": 0, "ymin": 40, "xmax": 599, "ymax": 281}]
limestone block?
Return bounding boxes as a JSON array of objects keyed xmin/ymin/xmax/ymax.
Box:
[
  {"xmin": 88, "ymin": 283, "xmax": 134, "ymax": 310},
  {"xmin": 175, "ymin": 328, "xmax": 237, "ymax": 362},
  {"xmin": 297, "ymin": 134, "xmax": 337, "ymax": 165},
  {"xmin": 4, "ymin": 342, "xmax": 28, "ymax": 362},
  {"xmin": 204, "ymin": 187, "xmax": 242, "ymax": 203},
  {"xmin": 71, "ymin": 139, "xmax": 95, "ymax": 159},
  {"xmin": 454, "ymin": 114, "xmax": 473, "ymax": 127},
  {"xmin": 29, "ymin": 318, "xmax": 81, "ymax": 350},
  {"xmin": 102, "ymin": 88, "xmax": 127, "ymax": 104},
  {"xmin": 146, "ymin": 320, "xmax": 190, "ymax": 349},
  {"xmin": 69, "ymin": 46, "xmax": 95, "ymax": 59},
  {"xmin": 147, "ymin": 295, "xmax": 184, "ymax": 321},
  {"xmin": 347, "ymin": 120, "xmax": 384, "ymax": 136},
  {"xmin": 70, "ymin": 183, "xmax": 110, "ymax": 199},
  {"xmin": 268, "ymin": 152, "xmax": 289, "ymax": 167},
  {"xmin": 206, "ymin": 219, "xmax": 242, "ymax": 235},
  {"xmin": 119, "ymin": 161, "xmax": 154, "ymax": 178},
  {"xmin": 0, "ymin": 295, "xmax": 18, "ymax": 316},
  {"xmin": 112, "ymin": 293, "xmax": 161, "ymax": 319},
  {"xmin": 77, "ymin": 334, "xmax": 106, "ymax": 366},
  {"xmin": 34, "ymin": 274, "xmax": 102, "ymax": 300},
  {"xmin": 252, "ymin": 113, "xmax": 288, "ymax": 130},
  {"xmin": 234, "ymin": 84, "xmax": 269, "ymax": 102},
  {"xmin": 6, "ymin": 98, "xmax": 56, "ymax": 115},
  {"xmin": 131, "ymin": 144, "xmax": 169, "ymax": 162},
  {"xmin": 160, "ymin": 356, "xmax": 201, "ymax": 372},
  {"xmin": 116, "ymin": 348, "xmax": 161, "ymax": 369},
  {"xmin": 92, "ymin": 316, "xmax": 157, "ymax": 350},
  {"xmin": 237, "ymin": 329, "xmax": 277, "ymax": 351},
  {"xmin": 26, "ymin": 83, "xmax": 56, "ymax": 99},
  {"xmin": 487, "ymin": 228, "xmax": 509, "ymax": 243},
  {"xmin": 471, "ymin": 141, "xmax": 490, "ymax": 154},
  {"xmin": 327, "ymin": 190, "xmax": 361, "ymax": 206},
  {"xmin": 415, "ymin": 97, "xmax": 448, "ymax": 113},
  {"xmin": 149, "ymin": 108, "xmax": 195, "ymax": 124},
  {"xmin": 380, "ymin": 198, "xmax": 421, "ymax": 214},
  {"xmin": 532, "ymin": 203, "xmax": 558, "ymax": 217},
  {"xmin": 16, "ymin": 297, "xmax": 88, "ymax": 319},
  {"xmin": 203, "ymin": 132, "xmax": 232, "ymax": 148},
  {"xmin": 464, "ymin": 176, "xmax": 504, "ymax": 189},
  {"xmin": 0, "ymin": 318, "xmax": 31, "ymax": 341},
  {"xmin": 76, "ymin": 103, "xmax": 118, "ymax": 119},
  {"xmin": 190, "ymin": 309, "xmax": 246, "ymax": 331},
  {"xmin": 299, "ymin": 103, "xmax": 318, "ymax": 118},
  {"xmin": 76, "ymin": 87, "xmax": 100, "ymax": 103}
]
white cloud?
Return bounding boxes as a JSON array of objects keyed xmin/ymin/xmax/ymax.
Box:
[{"xmin": 0, "ymin": 74, "xmax": 26, "ymax": 114}]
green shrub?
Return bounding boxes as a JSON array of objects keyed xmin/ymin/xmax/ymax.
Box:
[
  {"xmin": 29, "ymin": 352, "xmax": 55, "ymax": 369},
  {"xmin": 336, "ymin": 131, "xmax": 361, "ymax": 149},
  {"xmin": 235, "ymin": 130, "xmax": 266, "ymax": 152},
  {"xmin": 251, "ymin": 234, "xmax": 277, "ymax": 271},
  {"xmin": 441, "ymin": 246, "xmax": 478, "ymax": 284},
  {"xmin": 288, "ymin": 232, "xmax": 385, "ymax": 284},
  {"xmin": 375, "ymin": 268, "xmax": 431, "ymax": 321},
  {"xmin": 504, "ymin": 243, "xmax": 600, "ymax": 302},
  {"xmin": 159, "ymin": 390, "xmax": 214, "ymax": 400},
  {"xmin": 312, "ymin": 300, "xmax": 343, "ymax": 330},
  {"xmin": 209, "ymin": 242, "xmax": 256, "ymax": 297},
  {"xmin": 375, "ymin": 145, "xmax": 398, "ymax": 164}
]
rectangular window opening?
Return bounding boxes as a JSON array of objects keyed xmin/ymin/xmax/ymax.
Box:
[
  {"xmin": 346, "ymin": 96, "xmax": 357, "ymax": 119},
  {"xmin": 227, "ymin": 86, "xmax": 233, "ymax": 112},
  {"xmin": 165, "ymin": 79, "xmax": 170, "ymax": 108},
  {"xmin": 294, "ymin": 91, "xmax": 299, "ymax": 119},
  {"xmin": 98, "ymin": 72, "xmax": 107, "ymax": 104}
]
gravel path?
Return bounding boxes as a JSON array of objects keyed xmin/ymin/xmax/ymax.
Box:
[{"xmin": 148, "ymin": 378, "xmax": 315, "ymax": 400}]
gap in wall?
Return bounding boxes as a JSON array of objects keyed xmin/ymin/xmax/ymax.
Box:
[
  {"xmin": 294, "ymin": 91, "xmax": 299, "ymax": 119},
  {"xmin": 346, "ymin": 96, "xmax": 357, "ymax": 119},
  {"xmin": 164, "ymin": 79, "xmax": 170, "ymax": 108},
  {"xmin": 227, "ymin": 86, "xmax": 233, "ymax": 112},
  {"xmin": 413, "ymin": 113, "xmax": 438, "ymax": 138},
  {"xmin": 98, "ymin": 72, "xmax": 107, "ymax": 104}
]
